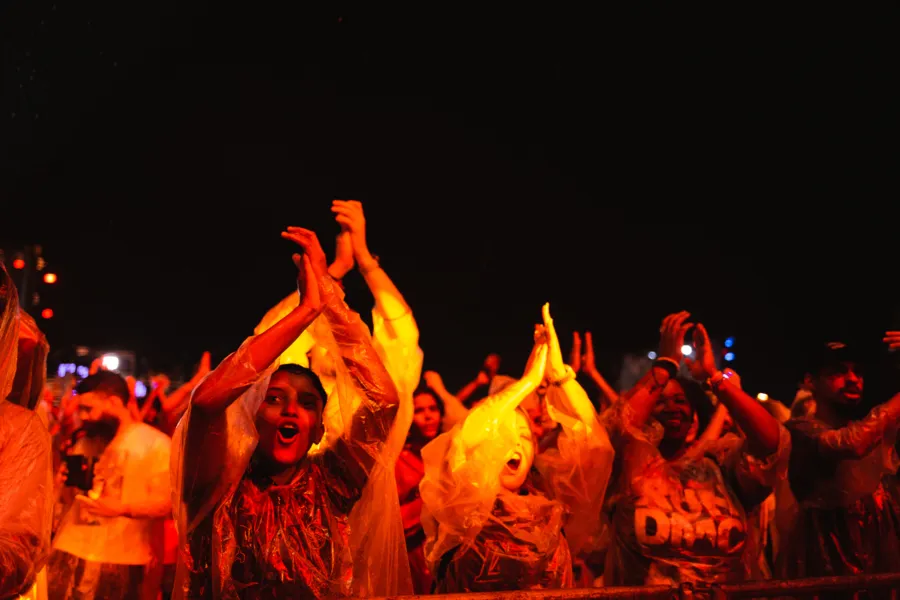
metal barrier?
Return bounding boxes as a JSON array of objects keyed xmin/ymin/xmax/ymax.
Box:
[{"xmin": 373, "ymin": 573, "xmax": 900, "ymax": 600}]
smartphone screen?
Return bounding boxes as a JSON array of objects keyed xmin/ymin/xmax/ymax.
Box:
[{"xmin": 64, "ymin": 455, "xmax": 94, "ymax": 491}]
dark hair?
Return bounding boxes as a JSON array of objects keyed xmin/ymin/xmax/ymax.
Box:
[
  {"xmin": 413, "ymin": 385, "xmax": 445, "ymax": 416},
  {"xmin": 671, "ymin": 376, "xmax": 716, "ymax": 432},
  {"xmin": 274, "ymin": 363, "xmax": 328, "ymax": 405},
  {"xmin": 76, "ymin": 370, "xmax": 130, "ymax": 402}
]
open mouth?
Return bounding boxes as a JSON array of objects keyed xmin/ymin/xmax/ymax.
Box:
[
  {"xmin": 506, "ymin": 453, "xmax": 522, "ymax": 470},
  {"xmin": 277, "ymin": 423, "xmax": 300, "ymax": 442},
  {"xmin": 662, "ymin": 414, "xmax": 683, "ymax": 427}
]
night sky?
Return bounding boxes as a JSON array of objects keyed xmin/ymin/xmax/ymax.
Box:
[{"xmin": 2, "ymin": 4, "xmax": 898, "ymax": 401}]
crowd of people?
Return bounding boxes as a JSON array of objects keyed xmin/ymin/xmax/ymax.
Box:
[{"xmin": 2, "ymin": 200, "xmax": 900, "ymax": 599}]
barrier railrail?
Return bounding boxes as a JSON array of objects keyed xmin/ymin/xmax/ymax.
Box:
[{"xmin": 373, "ymin": 572, "xmax": 900, "ymax": 600}]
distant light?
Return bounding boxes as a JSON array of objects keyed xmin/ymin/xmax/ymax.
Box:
[
  {"xmin": 76, "ymin": 365, "xmax": 89, "ymax": 379},
  {"xmin": 724, "ymin": 352, "xmax": 735, "ymax": 362},
  {"xmin": 36, "ymin": 257, "xmax": 46, "ymax": 271},
  {"xmin": 76, "ymin": 346, "xmax": 90, "ymax": 357},
  {"xmin": 134, "ymin": 381, "xmax": 147, "ymax": 398},
  {"xmin": 757, "ymin": 392, "xmax": 769, "ymax": 401},
  {"xmin": 57, "ymin": 363, "xmax": 78, "ymax": 378},
  {"xmin": 43, "ymin": 272, "xmax": 57, "ymax": 284},
  {"xmin": 12, "ymin": 258, "xmax": 25, "ymax": 270},
  {"xmin": 681, "ymin": 344, "xmax": 693, "ymax": 356},
  {"xmin": 101, "ymin": 354, "xmax": 120, "ymax": 371},
  {"xmin": 724, "ymin": 337, "xmax": 735, "ymax": 348},
  {"xmin": 647, "ymin": 351, "xmax": 658, "ymax": 360},
  {"xmin": 41, "ymin": 308, "xmax": 53, "ymax": 319}
]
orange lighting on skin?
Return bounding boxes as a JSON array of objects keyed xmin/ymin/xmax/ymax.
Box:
[{"xmin": 44, "ymin": 273, "xmax": 57, "ymax": 284}]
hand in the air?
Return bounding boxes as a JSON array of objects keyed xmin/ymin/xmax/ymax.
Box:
[{"xmin": 659, "ymin": 311, "xmax": 693, "ymax": 362}]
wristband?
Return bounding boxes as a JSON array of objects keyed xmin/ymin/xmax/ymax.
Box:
[
  {"xmin": 653, "ymin": 357, "xmax": 679, "ymax": 379},
  {"xmin": 708, "ymin": 370, "xmax": 730, "ymax": 391},
  {"xmin": 552, "ymin": 365, "xmax": 576, "ymax": 386}
]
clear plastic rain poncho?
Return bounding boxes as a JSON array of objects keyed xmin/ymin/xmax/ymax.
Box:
[
  {"xmin": 602, "ymin": 399, "xmax": 789, "ymax": 586},
  {"xmin": 253, "ymin": 285, "xmax": 422, "ymax": 594},
  {"xmin": 778, "ymin": 404, "xmax": 900, "ymax": 579},
  {"xmin": 171, "ymin": 275, "xmax": 411, "ymax": 599},
  {"xmin": 7, "ymin": 310, "xmax": 49, "ymax": 411},
  {"xmin": 419, "ymin": 366, "xmax": 613, "ymax": 592},
  {"xmin": 0, "ymin": 266, "xmax": 54, "ymax": 600}
]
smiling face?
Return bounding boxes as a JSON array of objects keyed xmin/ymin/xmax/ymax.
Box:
[
  {"xmin": 255, "ymin": 369, "xmax": 325, "ymax": 468},
  {"xmin": 499, "ymin": 410, "xmax": 536, "ymax": 493},
  {"xmin": 653, "ymin": 379, "xmax": 695, "ymax": 443}
]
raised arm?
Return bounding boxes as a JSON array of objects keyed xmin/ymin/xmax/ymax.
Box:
[
  {"xmin": 622, "ymin": 311, "xmax": 693, "ymax": 429},
  {"xmin": 458, "ymin": 335, "xmax": 547, "ymax": 450},
  {"xmin": 578, "ymin": 331, "xmax": 619, "ymax": 409},
  {"xmin": 686, "ymin": 323, "xmax": 780, "ymax": 458},
  {"xmin": 332, "ymin": 200, "xmax": 422, "ymax": 399},
  {"xmin": 176, "ymin": 250, "xmax": 323, "ymax": 524},
  {"xmin": 543, "ymin": 305, "xmax": 598, "ymax": 431},
  {"xmin": 191, "ymin": 254, "xmax": 322, "ymax": 415},
  {"xmin": 283, "ymin": 228, "xmax": 401, "ymax": 468},
  {"xmin": 424, "ymin": 370, "xmax": 470, "ymax": 431},
  {"xmin": 332, "ymin": 200, "xmax": 410, "ymax": 321}
]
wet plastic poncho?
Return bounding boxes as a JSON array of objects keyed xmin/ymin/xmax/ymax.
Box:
[
  {"xmin": 420, "ymin": 373, "xmax": 612, "ymax": 592},
  {"xmin": 778, "ymin": 405, "xmax": 900, "ymax": 579},
  {"xmin": 602, "ymin": 399, "xmax": 789, "ymax": 586},
  {"xmin": 171, "ymin": 275, "xmax": 410, "ymax": 599},
  {"xmin": 254, "ymin": 288, "xmax": 421, "ymax": 595},
  {"xmin": 0, "ymin": 267, "xmax": 53, "ymax": 600},
  {"xmin": 7, "ymin": 310, "xmax": 49, "ymax": 411}
]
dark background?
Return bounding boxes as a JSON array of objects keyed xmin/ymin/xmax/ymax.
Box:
[{"xmin": 2, "ymin": 4, "xmax": 897, "ymax": 401}]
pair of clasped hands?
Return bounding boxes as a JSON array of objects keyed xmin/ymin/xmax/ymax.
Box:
[
  {"xmin": 520, "ymin": 304, "xmax": 572, "ymax": 389},
  {"xmin": 280, "ymin": 199, "xmax": 374, "ymax": 317}
]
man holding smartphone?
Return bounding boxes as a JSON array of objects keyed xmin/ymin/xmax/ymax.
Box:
[{"xmin": 48, "ymin": 371, "xmax": 171, "ymax": 600}]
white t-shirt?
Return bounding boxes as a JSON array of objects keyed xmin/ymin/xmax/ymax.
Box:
[{"xmin": 54, "ymin": 422, "xmax": 171, "ymax": 565}]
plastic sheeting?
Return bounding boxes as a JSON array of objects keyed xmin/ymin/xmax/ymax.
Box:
[
  {"xmin": 537, "ymin": 383, "xmax": 614, "ymax": 558},
  {"xmin": 8, "ymin": 310, "xmax": 49, "ymax": 410},
  {"xmin": 0, "ymin": 264, "xmax": 18, "ymax": 402},
  {"xmin": 779, "ymin": 407, "xmax": 900, "ymax": 579},
  {"xmin": 172, "ymin": 274, "xmax": 410, "ymax": 598},
  {"xmin": 0, "ymin": 265, "xmax": 54, "ymax": 599},
  {"xmin": 420, "ymin": 341, "xmax": 611, "ymax": 592},
  {"xmin": 603, "ymin": 399, "xmax": 789, "ymax": 587},
  {"xmin": 256, "ymin": 288, "xmax": 421, "ymax": 596}
]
